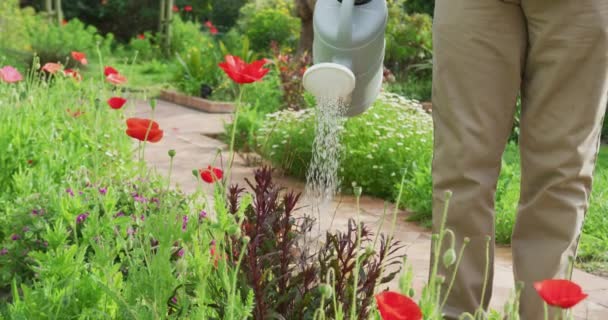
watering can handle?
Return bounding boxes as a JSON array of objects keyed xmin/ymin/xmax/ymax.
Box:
[{"xmin": 335, "ymin": 0, "xmax": 355, "ymax": 68}]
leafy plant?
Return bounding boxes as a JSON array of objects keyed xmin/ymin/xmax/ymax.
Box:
[
  {"xmin": 225, "ymin": 167, "xmax": 404, "ymax": 320},
  {"xmin": 271, "ymin": 41, "xmax": 311, "ymax": 111},
  {"xmin": 240, "ymin": 8, "xmax": 300, "ymax": 53}
]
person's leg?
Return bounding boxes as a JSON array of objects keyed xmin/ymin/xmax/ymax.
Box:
[
  {"xmin": 431, "ymin": 0, "xmax": 526, "ymax": 318},
  {"xmin": 514, "ymin": 1, "xmax": 608, "ymax": 319}
]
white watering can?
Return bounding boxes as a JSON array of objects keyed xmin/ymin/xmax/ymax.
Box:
[{"xmin": 302, "ymin": 0, "xmax": 388, "ymax": 117}]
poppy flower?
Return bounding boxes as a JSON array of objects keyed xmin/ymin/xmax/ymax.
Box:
[
  {"xmin": 106, "ymin": 73, "xmax": 127, "ymax": 85},
  {"xmin": 205, "ymin": 21, "xmax": 218, "ymax": 35},
  {"xmin": 534, "ymin": 279, "xmax": 588, "ymax": 309},
  {"xmin": 0, "ymin": 66, "xmax": 23, "ymax": 83},
  {"xmin": 108, "ymin": 97, "xmax": 127, "ymax": 109},
  {"xmin": 104, "ymin": 66, "xmax": 119, "ymax": 77},
  {"xmin": 199, "ymin": 166, "xmax": 223, "ymax": 183},
  {"xmin": 126, "ymin": 117, "xmax": 164, "ymax": 143},
  {"xmin": 184, "ymin": 5, "xmax": 193, "ymax": 12},
  {"xmin": 218, "ymin": 55, "xmax": 270, "ymax": 84},
  {"xmin": 41, "ymin": 62, "xmax": 63, "ymax": 74},
  {"xmin": 62, "ymin": 19, "xmax": 68, "ymax": 26},
  {"xmin": 137, "ymin": 34, "xmax": 145, "ymax": 40},
  {"xmin": 375, "ymin": 291, "xmax": 422, "ymax": 320},
  {"xmin": 71, "ymin": 51, "xmax": 88, "ymax": 65},
  {"xmin": 172, "ymin": 5, "xmax": 179, "ymax": 12},
  {"xmin": 63, "ymin": 69, "xmax": 82, "ymax": 81}
]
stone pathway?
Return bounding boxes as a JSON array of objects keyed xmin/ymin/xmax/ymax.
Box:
[{"xmin": 132, "ymin": 99, "xmax": 608, "ymax": 319}]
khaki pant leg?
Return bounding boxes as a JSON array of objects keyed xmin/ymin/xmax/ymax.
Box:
[
  {"xmin": 513, "ymin": 1, "xmax": 608, "ymax": 319},
  {"xmin": 431, "ymin": 0, "xmax": 526, "ymax": 318}
]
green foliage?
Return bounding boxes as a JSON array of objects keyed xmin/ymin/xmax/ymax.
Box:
[
  {"xmin": 0, "ymin": 70, "xmax": 253, "ymax": 319},
  {"xmin": 209, "ymin": 0, "xmax": 249, "ymax": 31},
  {"xmin": 28, "ymin": 18, "xmax": 114, "ymax": 67},
  {"xmin": 0, "ymin": 0, "xmax": 37, "ymax": 68},
  {"xmin": 385, "ymin": 1, "xmax": 432, "ymax": 78},
  {"xmin": 402, "ymin": 0, "xmax": 435, "ymax": 16},
  {"xmin": 385, "ymin": 73, "xmax": 432, "ymax": 102},
  {"xmin": 239, "ymin": 8, "xmax": 300, "ymax": 53},
  {"xmin": 257, "ymin": 93, "xmax": 434, "ymax": 202},
  {"xmin": 125, "ymin": 32, "xmax": 162, "ymax": 62}
]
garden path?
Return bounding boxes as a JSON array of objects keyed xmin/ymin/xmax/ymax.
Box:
[{"xmin": 133, "ymin": 99, "xmax": 608, "ymax": 319}]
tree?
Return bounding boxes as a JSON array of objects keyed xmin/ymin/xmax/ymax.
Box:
[{"xmin": 295, "ymin": 0, "xmax": 316, "ymax": 57}]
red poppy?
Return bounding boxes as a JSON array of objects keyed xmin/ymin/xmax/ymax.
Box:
[
  {"xmin": 104, "ymin": 66, "xmax": 119, "ymax": 77},
  {"xmin": 184, "ymin": 5, "xmax": 193, "ymax": 12},
  {"xmin": 218, "ymin": 55, "xmax": 270, "ymax": 84},
  {"xmin": 172, "ymin": 5, "xmax": 179, "ymax": 12},
  {"xmin": 0, "ymin": 66, "xmax": 23, "ymax": 83},
  {"xmin": 375, "ymin": 291, "xmax": 422, "ymax": 320},
  {"xmin": 126, "ymin": 118, "xmax": 164, "ymax": 143},
  {"xmin": 199, "ymin": 166, "xmax": 223, "ymax": 183},
  {"xmin": 534, "ymin": 279, "xmax": 588, "ymax": 309},
  {"xmin": 63, "ymin": 69, "xmax": 82, "ymax": 81},
  {"xmin": 108, "ymin": 97, "xmax": 127, "ymax": 109},
  {"xmin": 71, "ymin": 51, "xmax": 88, "ymax": 65},
  {"xmin": 41, "ymin": 62, "xmax": 63, "ymax": 74},
  {"xmin": 62, "ymin": 19, "xmax": 68, "ymax": 26},
  {"xmin": 137, "ymin": 34, "xmax": 145, "ymax": 40},
  {"xmin": 209, "ymin": 242, "xmax": 220, "ymax": 267},
  {"xmin": 205, "ymin": 21, "xmax": 218, "ymax": 35},
  {"xmin": 106, "ymin": 73, "xmax": 127, "ymax": 85}
]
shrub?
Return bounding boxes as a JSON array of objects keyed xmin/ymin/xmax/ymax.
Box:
[
  {"xmin": 385, "ymin": 1, "xmax": 432, "ymax": 78},
  {"xmin": 240, "ymin": 8, "xmax": 300, "ymax": 53},
  {"xmin": 28, "ymin": 18, "xmax": 114, "ymax": 67},
  {"xmin": 257, "ymin": 92, "xmax": 434, "ymax": 203},
  {"xmin": 0, "ymin": 1, "xmax": 37, "ymax": 68},
  {"xmin": 209, "ymin": 0, "xmax": 249, "ymax": 31},
  {"xmin": 385, "ymin": 73, "xmax": 432, "ymax": 102},
  {"xmin": 402, "ymin": 0, "xmax": 435, "ymax": 16}
]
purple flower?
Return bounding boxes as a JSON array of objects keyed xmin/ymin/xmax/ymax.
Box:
[
  {"xmin": 22, "ymin": 226, "xmax": 30, "ymax": 232},
  {"xmin": 78, "ymin": 191, "xmax": 84, "ymax": 196},
  {"xmin": 151, "ymin": 198, "xmax": 160, "ymax": 205},
  {"xmin": 43, "ymin": 241, "xmax": 48, "ymax": 247},
  {"xmin": 171, "ymin": 296, "xmax": 178, "ymax": 304},
  {"xmin": 199, "ymin": 210, "xmax": 207, "ymax": 222},
  {"xmin": 133, "ymin": 194, "xmax": 147, "ymax": 203},
  {"xmin": 115, "ymin": 211, "xmax": 125, "ymax": 218},
  {"xmin": 32, "ymin": 209, "xmax": 39, "ymax": 216},
  {"xmin": 11, "ymin": 234, "xmax": 20, "ymax": 241},
  {"xmin": 76, "ymin": 213, "xmax": 89, "ymax": 224},
  {"xmin": 177, "ymin": 248, "xmax": 185, "ymax": 258},
  {"xmin": 127, "ymin": 227, "xmax": 135, "ymax": 236},
  {"xmin": 182, "ymin": 215, "xmax": 189, "ymax": 231},
  {"xmin": 140, "ymin": 214, "xmax": 145, "ymax": 222},
  {"xmin": 98, "ymin": 187, "xmax": 107, "ymax": 195},
  {"xmin": 66, "ymin": 188, "xmax": 74, "ymax": 197},
  {"xmin": 0, "ymin": 248, "xmax": 8, "ymax": 255}
]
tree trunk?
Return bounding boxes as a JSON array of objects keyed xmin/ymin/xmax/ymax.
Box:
[
  {"xmin": 53, "ymin": 0, "xmax": 63, "ymax": 25},
  {"xmin": 295, "ymin": 0, "xmax": 316, "ymax": 57}
]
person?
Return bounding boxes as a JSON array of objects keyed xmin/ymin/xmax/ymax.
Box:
[{"xmin": 430, "ymin": 0, "xmax": 608, "ymax": 319}]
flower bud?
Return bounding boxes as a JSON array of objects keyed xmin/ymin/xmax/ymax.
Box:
[
  {"xmin": 319, "ymin": 284, "xmax": 333, "ymax": 298},
  {"xmin": 354, "ymin": 186, "xmax": 363, "ymax": 198},
  {"xmin": 168, "ymin": 149, "xmax": 176, "ymax": 158},
  {"xmin": 408, "ymin": 288, "xmax": 415, "ymax": 298},
  {"xmin": 443, "ymin": 248, "xmax": 457, "ymax": 268}
]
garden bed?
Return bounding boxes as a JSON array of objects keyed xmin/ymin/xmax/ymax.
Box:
[{"xmin": 159, "ymin": 89, "xmax": 235, "ymax": 113}]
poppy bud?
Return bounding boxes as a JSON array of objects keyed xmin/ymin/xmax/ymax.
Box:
[
  {"xmin": 353, "ymin": 186, "xmax": 363, "ymax": 198},
  {"xmin": 408, "ymin": 287, "xmax": 415, "ymax": 298},
  {"xmin": 192, "ymin": 169, "xmax": 199, "ymax": 178},
  {"xmin": 168, "ymin": 149, "xmax": 176, "ymax": 158},
  {"xmin": 319, "ymin": 284, "xmax": 333, "ymax": 298},
  {"xmin": 149, "ymin": 98, "xmax": 157, "ymax": 110},
  {"xmin": 442, "ymin": 248, "xmax": 457, "ymax": 268}
]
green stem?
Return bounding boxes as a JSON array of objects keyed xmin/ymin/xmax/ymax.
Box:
[
  {"xmin": 229, "ymin": 238, "xmax": 248, "ymax": 320},
  {"xmin": 431, "ymin": 191, "xmax": 453, "ymax": 285},
  {"xmin": 225, "ymin": 89, "xmax": 243, "ymax": 185},
  {"xmin": 440, "ymin": 239, "xmax": 469, "ymax": 309},
  {"xmin": 478, "ymin": 236, "xmax": 492, "ymax": 313},
  {"xmin": 544, "ymin": 302, "xmax": 549, "ymax": 320}
]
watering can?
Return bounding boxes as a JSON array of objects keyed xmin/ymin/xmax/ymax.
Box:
[{"xmin": 302, "ymin": 0, "xmax": 388, "ymax": 117}]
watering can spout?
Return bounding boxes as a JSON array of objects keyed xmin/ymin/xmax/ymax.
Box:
[{"xmin": 302, "ymin": 0, "xmax": 388, "ymax": 117}]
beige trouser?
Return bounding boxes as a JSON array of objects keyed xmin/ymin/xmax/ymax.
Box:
[{"xmin": 431, "ymin": 0, "xmax": 608, "ymax": 319}]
